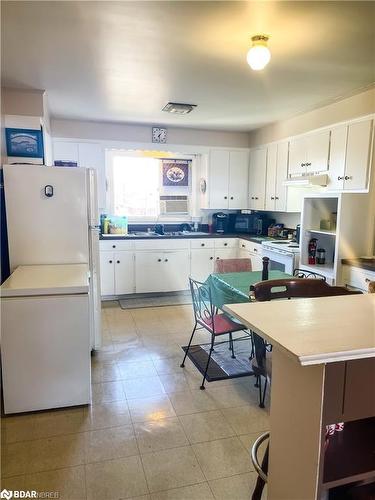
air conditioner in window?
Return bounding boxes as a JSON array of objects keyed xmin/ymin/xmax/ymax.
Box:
[{"xmin": 160, "ymin": 196, "xmax": 189, "ymax": 215}]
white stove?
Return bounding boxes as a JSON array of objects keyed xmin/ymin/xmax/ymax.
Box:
[
  {"xmin": 262, "ymin": 240, "xmax": 300, "ymax": 274},
  {"xmin": 262, "ymin": 240, "xmax": 301, "ymax": 254}
]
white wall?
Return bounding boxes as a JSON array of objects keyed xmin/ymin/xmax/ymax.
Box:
[
  {"xmin": 248, "ymin": 87, "xmax": 375, "ymax": 147},
  {"xmin": 51, "ymin": 118, "xmax": 250, "ymax": 148}
]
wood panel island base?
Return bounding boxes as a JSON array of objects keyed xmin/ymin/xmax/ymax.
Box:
[{"xmin": 224, "ymin": 294, "xmax": 375, "ymax": 500}]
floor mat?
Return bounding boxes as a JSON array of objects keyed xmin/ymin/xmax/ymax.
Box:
[
  {"xmin": 182, "ymin": 338, "xmax": 254, "ymax": 382},
  {"xmin": 119, "ymin": 292, "xmax": 192, "ymax": 309}
]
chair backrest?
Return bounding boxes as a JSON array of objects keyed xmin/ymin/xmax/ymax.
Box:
[
  {"xmin": 214, "ymin": 258, "xmax": 252, "ymax": 274},
  {"xmin": 189, "ymin": 277, "xmax": 215, "ymax": 326},
  {"xmin": 293, "ymin": 268, "xmax": 326, "ymax": 281},
  {"xmin": 250, "ymin": 278, "xmax": 362, "ymax": 302}
]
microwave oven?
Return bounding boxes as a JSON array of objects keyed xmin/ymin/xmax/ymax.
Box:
[{"xmin": 231, "ymin": 214, "xmax": 274, "ymax": 235}]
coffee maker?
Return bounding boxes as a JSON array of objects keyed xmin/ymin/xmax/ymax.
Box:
[{"xmin": 212, "ymin": 212, "xmax": 230, "ymax": 233}]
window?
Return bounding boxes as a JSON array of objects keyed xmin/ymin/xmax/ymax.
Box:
[
  {"xmin": 110, "ymin": 155, "xmax": 160, "ymax": 217},
  {"xmin": 106, "ymin": 150, "xmax": 193, "ymax": 221}
]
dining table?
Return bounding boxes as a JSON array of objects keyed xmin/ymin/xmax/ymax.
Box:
[{"xmin": 205, "ymin": 270, "xmax": 292, "ymax": 308}]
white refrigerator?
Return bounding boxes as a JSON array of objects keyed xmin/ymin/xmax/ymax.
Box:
[{"xmin": 3, "ymin": 164, "xmax": 102, "ymax": 349}]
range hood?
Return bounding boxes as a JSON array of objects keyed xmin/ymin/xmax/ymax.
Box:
[{"xmin": 283, "ymin": 174, "xmax": 328, "ymax": 187}]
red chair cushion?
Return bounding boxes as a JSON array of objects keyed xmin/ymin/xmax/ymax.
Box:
[{"xmin": 199, "ymin": 313, "xmax": 246, "ymax": 335}]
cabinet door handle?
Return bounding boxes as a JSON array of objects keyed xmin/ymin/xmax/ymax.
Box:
[
  {"xmin": 251, "ymin": 196, "xmax": 254, "ymax": 200},
  {"xmin": 253, "ymin": 248, "xmax": 258, "ymax": 252},
  {"xmin": 224, "ymin": 196, "xmax": 228, "ymax": 200},
  {"xmin": 116, "ymin": 260, "xmax": 120, "ymax": 264},
  {"xmin": 224, "ymin": 243, "xmax": 228, "ymax": 247},
  {"xmin": 242, "ymin": 244, "xmax": 245, "ymax": 248},
  {"xmin": 216, "ymin": 257, "xmax": 220, "ymax": 260},
  {"xmin": 201, "ymin": 243, "xmax": 205, "ymax": 247},
  {"xmin": 301, "ymin": 163, "xmax": 305, "ymax": 167},
  {"xmin": 271, "ymin": 196, "xmax": 275, "ymax": 200},
  {"xmin": 344, "ymin": 175, "xmax": 352, "ymax": 180},
  {"xmin": 158, "ymin": 258, "xmax": 162, "ymax": 262},
  {"xmin": 275, "ymin": 196, "xmax": 279, "ymax": 200},
  {"xmin": 109, "ymin": 260, "xmax": 113, "ymax": 264},
  {"xmin": 255, "ymin": 197, "xmax": 259, "ymax": 200},
  {"xmin": 338, "ymin": 176, "xmax": 344, "ymax": 180},
  {"xmin": 230, "ymin": 196, "xmax": 234, "ymax": 200},
  {"xmin": 365, "ymin": 278, "xmax": 371, "ymax": 283},
  {"xmin": 210, "ymin": 256, "xmax": 213, "ymax": 260},
  {"xmin": 164, "ymin": 259, "xmax": 168, "ymax": 262},
  {"xmin": 306, "ymin": 162, "xmax": 311, "ymax": 167},
  {"xmin": 112, "ymin": 245, "xmax": 116, "ymax": 248}
]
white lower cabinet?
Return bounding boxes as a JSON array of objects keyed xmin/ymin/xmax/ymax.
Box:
[
  {"xmin": 100, "ymin": 251, "xmax": 115, "ymax": 296},
  {"xmin": 191, "ymin": 248, "xmax": 215, "ymax": 282},
  {"xmin": 100, "ymin": 251, "xmax": 135, "ymax": 295},
  {"xmin": 215, "ymin": 247, "xmax": 238, "ymax": 261},
  {"xmin": 135, "ymin": 250, "xmax": 190, "ymax": 293},
  {"xmin": 114, "ymin": 252, "xmax": 134, "ymax": 295}
]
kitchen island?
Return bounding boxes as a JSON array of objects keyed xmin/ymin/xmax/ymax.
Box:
[{"xmin": 225, "ymin": 294, "xmax": 375, "ymax": 500}]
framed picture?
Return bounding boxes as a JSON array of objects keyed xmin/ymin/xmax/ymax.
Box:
[
  {"xmin": 5, "ymin": 128, "xmax": 44, "ymax": 158},
  {"xmin": 162, "ymin": 159, "xmax": 190, "ymax": 186}
]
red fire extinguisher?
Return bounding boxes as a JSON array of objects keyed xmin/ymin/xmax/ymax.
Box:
[{"xmin": 308, "ymin": 238, "xmax": 318, "ymax": 265}]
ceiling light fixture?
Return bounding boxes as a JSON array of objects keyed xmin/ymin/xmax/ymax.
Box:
[{"xmin": 247, "ymin": 34, "xmax": 271, "ymax": 71}]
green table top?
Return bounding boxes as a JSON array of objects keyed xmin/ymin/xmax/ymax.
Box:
[{"xmin": 206, "ymin": 270, "xmax": 291, "ymax": 307}]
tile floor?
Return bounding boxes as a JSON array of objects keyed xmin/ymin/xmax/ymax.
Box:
[{"xmin": 1, "ymin": 302, "xmax": 269, "ymax": 500}]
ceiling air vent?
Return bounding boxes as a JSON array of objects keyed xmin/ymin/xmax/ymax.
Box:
[{"xmin": 162, "ymin": 102, "xmax": 197, "ymax": 115}]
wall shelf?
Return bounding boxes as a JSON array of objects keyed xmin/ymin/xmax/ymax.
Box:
[
  {"xmin": 306, "ymin": 229, "xmax": 336, "ymax": 236},
  {"xmin": 323, "ymin": 417, "xmax": 375, "ymax": 489},
  {"xmin": 299, "ymin": 262, "xmax": 335, "ymax": 279}
]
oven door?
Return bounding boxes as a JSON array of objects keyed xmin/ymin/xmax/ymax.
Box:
[{"xmin": 262, "ymin": 249, "xmax": 296, "ymax": 275}]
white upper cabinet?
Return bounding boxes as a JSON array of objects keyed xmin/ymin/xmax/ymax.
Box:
[
  {"xmin": 265, "ymin": 141, "xmax": 289, "ymax": 212},
  {"xmin": 327, "ymin": 125, "xmax": 347, "ymax": 191},
  {"xmin": 306, "ymin": 130, "xmax": 331, "ymax": 173},
  {"xmin": 288, "ymin": 135, "xmax": 307, "ymax": 176},
  {"xmin": 249, "ymin": 148, "xmax": 267, "ymax": 210},
  {"xmin": 208, "ymin": 149, "xmax": 249, "ymax": 209},
  {"xmin": 328, "ymin": 118, "xmax": 373, "ymax": 192},
  {"xmin": 208, "ymin": 150, "xmax": 230, "ymax": 208},
  {"xmin": 228, "ymin": 151, "xmax": 249, "ymax": 209},
  {"xmin": 265, "ymin": 144, "xmax": 277, "ymax": 211},
  {"xmin": 289, "ymin": 130, "xmax": 330, "ymax": 176},
  {"xmin": 344, "ymin": 119, "xmax": 373, "ymax": 191},
  {"xmin": 275, "ymin": 141, "xmax": 289, "ymax": 211}
]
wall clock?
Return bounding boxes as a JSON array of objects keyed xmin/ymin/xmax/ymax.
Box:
[{"xmin": 152, "ymin": 127, "xmax": 167, "ymax": 143}]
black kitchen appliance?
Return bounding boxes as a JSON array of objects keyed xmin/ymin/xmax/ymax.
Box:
[
  {"xmin": 212, "ymin": 212, "xmax": 230, "ymax": 233},
  {"xmin": 230, "ymin": 213, "xmax": 274, "ymax": 236}
]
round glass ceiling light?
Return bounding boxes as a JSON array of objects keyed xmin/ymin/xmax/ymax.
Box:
[{"xmin": 247, "ymin": 35, "xmax": 271, "ymax": 71}]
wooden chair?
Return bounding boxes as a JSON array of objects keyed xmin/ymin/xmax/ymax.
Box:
[
  {"xmin": 249, "ymin": 278, "xmax": 362, "ymax": 500},
  {"xmin": 180, "ymin": 277, "xmax": 251, "ymax": 390},
  {"xmin": 214, "ymin": 258, "xmax": 252, "ymax": 273}
]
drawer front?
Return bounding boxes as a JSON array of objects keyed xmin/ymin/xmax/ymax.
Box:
[
  {"xmin": 190, "ymin": 238, "xmax": 215, "ymax": 249},
  {"xmin": 342, "ymin": 265, "xmax": 375, "ymax": 292},
  {"xmin": 214, "ymin": 238, "xmax": 238, "ymax": 249},
  {"xmin": 134, "ymin": 239, "xmax": 189, "ymax": 251},
  {"xmin": 100, "ymin": 240, "xmax": 134, "ymax": 251}
]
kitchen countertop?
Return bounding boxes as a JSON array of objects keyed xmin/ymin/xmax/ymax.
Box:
[
  {"xmin": 224, "ymin": 294, "xmax": 375, "ymax": 366},
  {"xmin": 341, "ymin": 257, "xmax": 375, "ymax": 272},
  {"xmin": 100, "ymin": 233, "xmax": 278, "ymax": 244},
  {"xmin": 1, "ymin": 264, "xmax": 90, "ymax": 297}
]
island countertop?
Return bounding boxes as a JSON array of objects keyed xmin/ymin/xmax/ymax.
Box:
[{"xmin": 224, "ymin": 293, "xmax": 375, "ymax": 366}]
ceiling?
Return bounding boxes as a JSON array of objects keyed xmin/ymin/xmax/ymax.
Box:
[{"xmin": 2, "ymin": 1, "xmax": 375, "ymax": 131}]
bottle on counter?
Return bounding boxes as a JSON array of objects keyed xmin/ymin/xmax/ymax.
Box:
[{"xmin": 316, "ymin": 248, "xmax": 326, "ymax": 265}]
